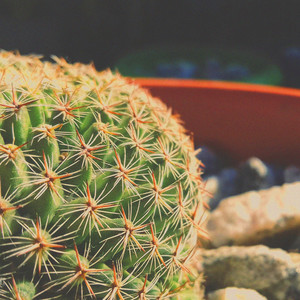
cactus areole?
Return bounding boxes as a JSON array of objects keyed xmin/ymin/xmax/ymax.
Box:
[{"xmin": 0, "ymin": 51, "xmax": 208, "ymax": 299}]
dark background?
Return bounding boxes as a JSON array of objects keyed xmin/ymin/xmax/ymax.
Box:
[{"xmin": 0, "ymin": 0, "xmax": 299, "ymax": 76}]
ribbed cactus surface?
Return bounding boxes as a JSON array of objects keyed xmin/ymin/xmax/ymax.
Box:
[{"xmin": 0, "ymin": 51, "xmax": 207, "ymax": 299}]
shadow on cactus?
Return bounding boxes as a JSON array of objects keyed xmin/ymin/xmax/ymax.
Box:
[{"xmin": 0, "ymin": 50, "xmax": 208, "ymax": 299}]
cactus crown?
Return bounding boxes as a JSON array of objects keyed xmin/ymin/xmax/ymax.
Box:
[{"xmin": 0, "ymin": 50, "xmax": 207, "ymax": 299}]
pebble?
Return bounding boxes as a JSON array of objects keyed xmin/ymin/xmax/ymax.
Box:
[
  {"xmin": 192, "ymin": 146, "xmax": 300, "ymax": 299},
  {"xmin": 206, "ymin": 182, "xmax": 300, "ymax": 248},
  {"xmin": 197, "ymin": 146, "xmax": 223, "ymax": 176},
  {"xmin": 207, "ymin": 287, "xmax": 267, "ymax": 300},
  {"xmin": 205, "ymin": 168, "xmax": 239, "ymax": 210},
  {"xmin": 289, "ymin": 234, "xmax": 300, "ymax": 252},
  {"xmin": 204, "ymin": 175, "xmax": 221, "ymax": 210},
  {"xmin": 218, "ymin": 167, "xmax": 239, "ymax": 200},
  {"xmin": 194, "ymin": 245, "xmax": 299, "ymax": 300},
  {"xmin": 237, "ymin": 157, "xmax": 277, "ymax": 193},
  {"xmin": 284, "ymin": 165, "xmax": 300, "ymax": 183}
]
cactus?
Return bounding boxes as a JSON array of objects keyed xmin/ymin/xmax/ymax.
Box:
[{"xmin": 0, "ymin": 50, "xmax": 208, "ymax": 299}]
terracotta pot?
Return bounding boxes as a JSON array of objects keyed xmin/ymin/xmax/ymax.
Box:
[{"xmin": 134, "ymin": 78, "xmax": 300, "ymax": 166}]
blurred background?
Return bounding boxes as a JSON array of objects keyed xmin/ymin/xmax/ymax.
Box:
[{"xmin": 0, "ymin": 0, "xmax": 299, "ymax": 87}]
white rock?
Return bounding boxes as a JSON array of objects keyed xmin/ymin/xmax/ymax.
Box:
[
  {"xmin": 206, "ymin": 182, "xmax": 300, "ymax": 247},
  {"xmin": 207, "ymin": 287, "xmax": 267, "ymax": 300}
]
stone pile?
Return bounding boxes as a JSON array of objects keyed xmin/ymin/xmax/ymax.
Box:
[{"xmin": 195, "ymin": 182, "xmax": 300, "ymax": 299}]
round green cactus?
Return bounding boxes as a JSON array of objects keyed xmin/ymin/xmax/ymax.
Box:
[{"xmin": 0, "ymin": 50, "xmax": 208, "ymax": 299}]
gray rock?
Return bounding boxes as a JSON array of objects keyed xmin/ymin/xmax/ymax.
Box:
[
  {"xmin": 289, "ymin": 234, "xmax": 300, "ymax": 252},
  {"xmin": 284, "ymin": 165, "xmax": 300, "ymax": 183},
  {"xmin": 237, "ymin": 157, "xmax": 276, "ymax": 193},
  {"xmin": 207, "ymin": 287, "xmax": 267, "ymax": 300},
  {"xmin": 206, "ymin": 182, "xmax": 300, "ymax": 248},
  {"xmin": 206, "ymin": 169, "xmax": 239, "ymax": 210},
  {"xmin": 197, "ymin": 146, "xmax": 222, "ymax": 176},
  {"xmin": 195, "ymin": 245, "xmax": 299, "ymax": 300},
  {"xmin": 287, "ymin": 252, "xmax": 300, "ymax": 299},
  {"xmin": 218, "ymin": 168, "xmax": 239, "ymax": 200},
  {"xmin": 204, "ymin": 175, "xmax": 221, "ymax": 209}
]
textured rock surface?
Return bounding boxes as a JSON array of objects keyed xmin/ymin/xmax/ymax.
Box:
[
  {"xmin": 206, "ymin": 182, "xmax": 300, "ymax": 247},
  {"xmin": 288, "ymin": 252, "xmax": 300, "ymax": 299},
  {"xmin": 207, "ymin": 287, "xmax": 267, "ymax": 300},
  {"xmin": 195, "ymin": 245, "xmax": 299, "ymax": 300},
  {"xmin": 289, "ymin": 252, "xmax": 300, "ymax": 265},
  {"xmin": 289, "ymin": 234, "xmax": 300, "ymax": 252}
]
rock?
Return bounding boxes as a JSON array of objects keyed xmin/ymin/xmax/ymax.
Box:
[
  {"xmin": 289, "ymin": 252, "xmax": 300, "ymax": 266},
  {"xmin": 206, "ymin": 182, "xmax": 300, "ymax": 248},
  {"xmin": 197, "ymin": 146, "xmax": 222, "ymax": 176},
  {"xmin": 195, "ymin": 245, "xmax": 298, "ymax": 300},
  {"xmin": 237, "ymin": 157, "xmax": 277, "ymax": 193},
  {"xmin": 289, "ymin": 234, "xmax": 300, "ymax": 252},
  {"xmin": 284, "ymin": 165, "xmax": 300, "ymax": 183},
  {"xmin": 205, "ymin": 169, "xmax": 239, "ymax": 210},
  {"xmin": 287, "ymin": 252, "xmax": 300, "ymax": 300},
  {"xmin": 204, "ymin": 175, "xmax": 221, "ymax": 209},
  {"xmin": 269, "ymin": 164, "xmax": 285, "ymax": 186},
  {"xmin": 207, "ymin": 287, "xmax": 267, "ymax": 300},
  {"xmin": 218, "ymin": 168, "xmax": 239, "ymax": 200}
]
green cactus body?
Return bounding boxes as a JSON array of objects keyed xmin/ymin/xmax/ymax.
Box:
[{"xmin": 0, "ymin": 50, "xmax": 207, "ymax": 299}]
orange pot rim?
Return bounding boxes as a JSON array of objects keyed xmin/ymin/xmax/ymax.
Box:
[
  {"xmin": 131, "ymin": 77, "xmax": 300, "ymax": 166},
  {"xmin": 133, "ymin": 78, "xmax": 300, "ymax": 98}
]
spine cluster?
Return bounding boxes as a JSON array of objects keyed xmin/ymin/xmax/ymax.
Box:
[{"xmin": 0, "ymin": 51, "xmax": 208, "ymax": 299}]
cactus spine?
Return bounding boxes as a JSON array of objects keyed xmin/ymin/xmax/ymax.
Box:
[{"xmin": 0, "ymin": 50, "xmax": 208, "ymax": 299}]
